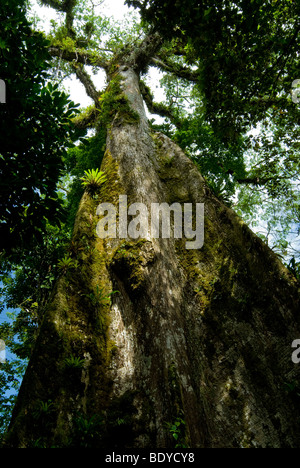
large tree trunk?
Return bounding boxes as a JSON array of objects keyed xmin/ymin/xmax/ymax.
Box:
[{"xmin": 3, "ymin": 66, "xmax": 300, "ymax": 448}]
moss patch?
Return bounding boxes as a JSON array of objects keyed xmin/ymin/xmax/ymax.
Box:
[
  {"xmin": 98, "ymin": 74, "xmax": 140, "ymax": 128},
  {"xmin": 110, "ymin": 239, "xmax": 155, "ymax": 299},
  {"xmin": 29, "ymin": 151, "xmax": 126, "ymax": 445},
  {"xmin": 98, "ymin": 149, "xmax": 122, "ymax": 205}
]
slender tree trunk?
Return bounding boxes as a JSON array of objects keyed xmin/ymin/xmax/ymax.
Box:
[{"xmin": 3, "ymin": 65, "xmax": 300, "ymax": 449}]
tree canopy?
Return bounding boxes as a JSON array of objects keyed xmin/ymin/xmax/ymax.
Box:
[
  {"xmin": 0, "ymin": 0, "xmax": 84, "ymax": 259},
  {"xmin": 126, "ymin": 0, "xmax": 300, "ymax": 262},
  {"xmin": 127, "ymin": 0, "xmax": 299, "ymax": 133}
]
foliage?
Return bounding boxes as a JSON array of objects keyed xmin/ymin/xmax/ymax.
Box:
[
  {"xmin": 166, "ymin": 416, "xmax": 188, "ymax": 448},
  {"xmin": 57, "ymin": 255, "xmax": 79, "ymax": 274},
  {"xmin": 0, "ymin": 222, "xmax": 70, "ymax": 439},
  {"xmin": 0, "ymin": 223, "xmax": 70, "ymax": 358},
  {"xmin": 83, "ymin": 285, "xmax": 119, "ymax": 307},
  {"xmin": 1, "ymin": 0, "xmax": 300, "ymax": 445},
  {"xmin": 287, "ymin": 257, "xmax": 300, "ymax": 282},
  {"xmin": 43, "ymin": 0, "xmax": 144, "ymax": 65},
  {"xmin": 128, "ymin": 0, "xmax": 300, "ymax": 261},
  {"xmin": 234, "ymin": 119, "xmax": 300, "ymax": 259},
  {"xmin": 0, "ymin": 0, "xmax": 85, "ymax": 259},
  {"xmin": 0, "ymin": 359, "xmax": 27, "ymax": 444},
  {"xmin": 63, "ymin": 355, "xmax": 85, "ymax": 369},
  {"xmin": 80, "ymin": 168, "xmax": 107, "ymax": 194},
  {"xmin": 32, "ymin": 399, "xmax": 55, "ymax": 421},
  {"xmin": 71, "ymin": 414, "xmax": 105, "ymax": 448},
  {"xmin": 127, "ymin": 0, "xmax": 300, "ymax": 137},
  {"xmin": 63, "ymin": 129, "xmax": 106, "ymax": 230}
]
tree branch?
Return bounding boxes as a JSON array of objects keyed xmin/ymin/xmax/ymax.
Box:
[
  {"xmin": 41, "ymin": 0, "xmax": 109, "ymax": 68},
  {"xmin": 139, "ymin": 80, "xmax": 182, "ymax": 128},
  {"xmin": 71, "ymin": 63, "xmax": 100, "ymax": 104},
  {"xmin": 236, "ymin": 175, "xmax": 290, "ymax": 186},
  {"xmin": 48, "ymin": 46, "xmax": 110, "ymax": 71},
  {"xmin": 72, "ymin": 106, "xmax": 99, "ymax": 129},
  {"xmin": 39, "ymin": 0, "xmax": 77, "ymax": 13},
  {"xmin": 123, "ymin": 31, "xmax": 164, "ymax": 72},
  {"xmin": 236, "ymin": 177, "xmax": 265, "ymax": 186},
  {"xmin": 151, "ymin": 56, "xmax": 199, "ymax": 83},
  {"xmin": 39, "ymin": 0, "xmax": 66, "ymax": 11}
]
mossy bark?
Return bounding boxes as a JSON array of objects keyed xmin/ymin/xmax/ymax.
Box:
[{"xmin": 4, "ymin": 66, "xmax": 300, "ymax": 448}]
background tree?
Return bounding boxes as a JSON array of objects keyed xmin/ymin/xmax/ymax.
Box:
[
  {"xmin": 1, "ymin": 0, "xmax": 300, "ymax": 448},
  {"xmin": 0, "ymin": 0, "xmax": 85, "ymax": 439},
  {"xmin": 0, "ymin": 0, "xmax": 84, "ymax": 258}
]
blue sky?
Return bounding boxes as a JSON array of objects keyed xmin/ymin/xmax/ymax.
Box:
[
  {"xmin": 0, "ymin": 305, "xmax": 18, "ymax": 363},
  {"xmin": 0, "ymin": 277, "xmax": 21, "ymax": 365},
  {"xmin": 0, "ymin": 297, "xmax": 27, "ymax": 401}
]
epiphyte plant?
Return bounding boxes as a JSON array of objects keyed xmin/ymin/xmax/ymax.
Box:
[
  {"xmin": 57, "ymin": 255, "xmax": 79, "ymax": 275},
  {"xmin": 83, "ymin": 285, "xmax": 119, "ymax": 307},
  {"xmin": 80, "ymin": 169, "xmax": 107, "ymax": 195}
]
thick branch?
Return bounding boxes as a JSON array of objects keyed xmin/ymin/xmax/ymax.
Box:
[
  {"xmin": 72, "ymin": 106, "xmax": 99, "ymax": 129},
  {"xmin": 236, "ymin": 177, "xmax": 265, "ymax": 186},
  {"xmin": 151, "ymin": 56, "xmax": 199, "ymax": 83},
  {"xmin": 65, "ymin": 8, "xmax": 76, "ymax": 39},
  {"xmin": 236, "ymin": 176, "xmax": 290, "ymax": 186},
  {"xmin": 40, "ymin": 0, "xmax": 77, "ymax": 13},
  {"xmin": 123, "ymin": 32, "xmax": 164, "ymax": 73},
  {"xmin": 140, "ymin": 80, "xmax": 182, "ymax": 128},
  {"xmin": 39, "ymin": 0, "xmax": 66, "ymax": 11},
  {"xmin": 41, "ymin": 0, "xmax": 77, "ymax": 37},
  {"xmin": 48, "ymin": 46, "xmax": 110, "ymax": 71},
  {"xmin": 72, "ymin": 63, "xmax": 100, "ymax": 105}
]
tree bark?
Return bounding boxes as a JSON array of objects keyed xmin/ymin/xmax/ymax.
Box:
[{"xmin": 3, "ymin": 65, "xmax": 300, "ymax": 448}]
